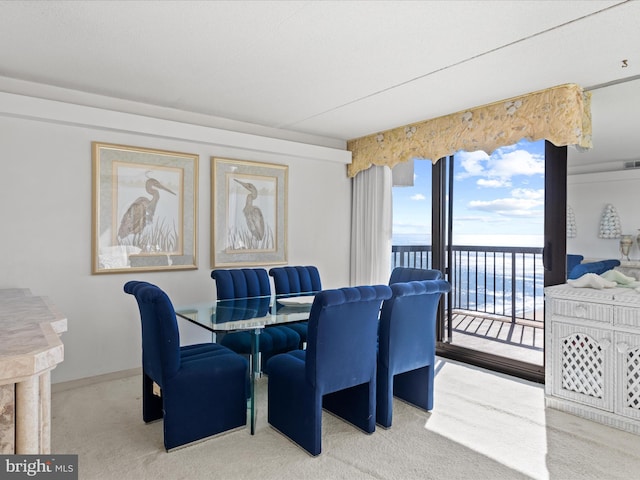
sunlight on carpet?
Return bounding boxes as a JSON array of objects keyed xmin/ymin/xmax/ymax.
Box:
[{"xmin": 51, "ymin": 358, "xmax": 640, "ymax": 480}]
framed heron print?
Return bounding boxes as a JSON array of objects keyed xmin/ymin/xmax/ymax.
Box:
[
  {"xmin": 92, "ymin": 142, "xmax": 198, "ymax": 273},
  {"xmin": 211, "ymin": 157, "xmax": 287, "ymax": 267}
]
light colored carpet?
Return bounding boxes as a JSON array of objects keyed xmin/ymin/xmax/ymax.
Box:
[{"xmin": 51, "ymin": 358, "xmax": 640, "ymax": 479}]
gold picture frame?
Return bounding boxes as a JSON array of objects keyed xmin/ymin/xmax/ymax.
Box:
[
  {"xmin": 92, "ymin": 142, "xmax": 198, "ymax": 273},
  {"xmin": 211, "ymin": 157, "xmax": 287, "ymax": 267}
]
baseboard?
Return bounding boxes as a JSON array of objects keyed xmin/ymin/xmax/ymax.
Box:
[
  {"xmin": 546, "ymin": 395, "xmax": 640, "ymax": 436},
  {"xmin": 52, "ymin": 367, "xmax": 142, "ymax": 393}
]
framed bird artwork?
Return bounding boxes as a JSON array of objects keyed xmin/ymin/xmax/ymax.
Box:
[
  {"xmin": 92, "ymin": 142, "xmax": 198, "ymax": 273},
  {"xmin": 211, "ymin": 157, "xmax": 288, "ymax": 267}
]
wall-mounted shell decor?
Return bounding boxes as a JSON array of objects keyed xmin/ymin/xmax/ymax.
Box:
[
  {"xmin": 567, "ymin": 205, "xmax": 577, "ymax": 238},
  {"xmin": 598, "ymin": 203, "xmax": 621, "ymax": 239}
]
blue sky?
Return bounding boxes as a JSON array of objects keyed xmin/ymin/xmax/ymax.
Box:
[{"xmin": 392, "ymin": 139, "xmax": 545, "ymax": 246}]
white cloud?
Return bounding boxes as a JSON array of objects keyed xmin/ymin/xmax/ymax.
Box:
[
  {"xmin": 456, "ymin": 147, "xmax": 543, "ymax": 182},
  {"xmin": 489, "ymin": 149, "xmax": 544, "ymax": 178},
  {"xmin": 468, "ymin": 189, "xmax": 544, "ymax": 217},
  {"xmin": 410, "ymin": 193, "xmax": 426, "ymax": 201},
  {"xmin": 511, "ymin": 188, "xmax": 544, "ymax": 200},
  {"xmin": 477, "ymin": 178, "xmax": 511, "ymax": 188},
  {"xmin": 456, "ymin": 150, "xmax": 489, "ymax": 178}
]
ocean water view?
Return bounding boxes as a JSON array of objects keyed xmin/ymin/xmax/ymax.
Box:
[
  {"xmin": 391, "ymin": 235, "xmax": 544, "ymax": 320},
  {"xmin": 392, "ymin": 233, "xmax": 544, "ymax": 248},
  {"xmin": 391, "ymin": 140, "xmax": 547, "ymax": 335}
]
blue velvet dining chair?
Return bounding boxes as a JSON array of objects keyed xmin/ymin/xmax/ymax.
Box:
[
  {"xmin": 376, "ymin": 279, "xmax": 451, "ymax": 428},
  {"xmin": 124, "ymin": 280, "xmax": 164, "ymax": 424},
  {"xmin": 124, "ymin": 281, "xmax": 248, "ymax": 450},
  {"xmin": 267, "ymin": 285, "xmax": 392, "ymax": 456},
  {"xmin": 211, "ymin": 268, "xmax": 300, "ymax": 372},
  {"xmin": 269, "ymin": 265, "xmax": 322, "ymax": 348},
  {"xmin": 389, "ymin": 266, "xmax": 443, "ymax": 284}
]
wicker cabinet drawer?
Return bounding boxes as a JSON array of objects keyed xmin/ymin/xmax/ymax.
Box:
[
  {"xmin": 550, "ymin": 299, "xmax": 612, "ymax": 324},
  {"xmin": 615, "ymin": 306, "xmax": 640, "ymax": 329}
]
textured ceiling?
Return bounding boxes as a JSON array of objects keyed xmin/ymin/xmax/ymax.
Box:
[{"xmin": 0, "ymin": 0, "xmax": 638, "ymax": 170}]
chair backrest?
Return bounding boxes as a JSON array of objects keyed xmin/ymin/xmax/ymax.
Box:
[
  {"xmin": 389, "ymin": 267, "xmax": 443, "ymax": 284},
  {"xmin": 378, "ymin": 280, "xmax": 451, "ymax": 371},
  {"xmin": 269, "ymin": 266, "xmax": 322, "ymax": 296},
  {"xmin": 124, "ymin": 280, "xmax": 156, "ymax": 358},
  {"xmin": 305, "ymin": 285, "xmax": 392, "ymax": 393},
  {"xmin": 211, "ymin": 268, "xmax": 271, "ymax": 299},
  {"xmin": 124, "ymin": 282, "xmax": 181, "ymax": 385},
  {"xmin": 124, "ymin": 280, "xmax": 156, "ymax": 307}
]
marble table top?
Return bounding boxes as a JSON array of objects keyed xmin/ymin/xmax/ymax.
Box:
[{"xmin": 0, "ymin": 289, "xmax": 66, "ymax": 384}]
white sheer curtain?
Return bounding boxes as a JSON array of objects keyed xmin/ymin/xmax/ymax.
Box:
[{"xmin": 350, "ymin": 165, "xmax": 393, "ymax": 286}]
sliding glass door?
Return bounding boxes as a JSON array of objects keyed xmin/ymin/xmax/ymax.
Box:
[{"xmin": 392, "ymin": 140, "xmax": 566, "ymax": 382}]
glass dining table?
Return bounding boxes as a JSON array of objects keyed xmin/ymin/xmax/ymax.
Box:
[{"xmin": 175, "ymin": 293, "xmax": 315, "ymax": 434}]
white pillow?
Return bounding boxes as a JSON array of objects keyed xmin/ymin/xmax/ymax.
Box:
[
  {"xmin": 567, "ymin": 273, "xmax": 617, "ymax": 289},
  {"xmin": 600, "ymin": 269, "xmax": 638, "ymax": 286}
]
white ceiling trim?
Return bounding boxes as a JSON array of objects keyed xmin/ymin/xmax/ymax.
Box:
[{"xmin": 0, "ymin": 91, "xmax": 351, "ymax": 164}]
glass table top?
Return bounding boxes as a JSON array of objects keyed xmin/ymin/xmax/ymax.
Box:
[{"xmin": 175, "ymin": 293, "xmax": 315, "ymax": 332}]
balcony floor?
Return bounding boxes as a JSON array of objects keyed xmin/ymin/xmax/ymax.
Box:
[{"xmin": 448, "ymin": 310, "xmax": 544, "ymax": 366}]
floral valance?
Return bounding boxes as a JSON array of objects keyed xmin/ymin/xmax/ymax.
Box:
[{"xmin": 346, "ymin": 83, "xmax": 592, "ymax": 177}]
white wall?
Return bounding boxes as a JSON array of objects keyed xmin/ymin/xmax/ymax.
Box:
[
  {"xmin": 567, "ymin": 169, "xmax": 640, "ymax": 261},
  {"xmin": 0, "ymin": 94, "xmax": 352, "ymax": 383}
]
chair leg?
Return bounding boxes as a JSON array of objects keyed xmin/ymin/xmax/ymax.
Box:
[
  {"xmin": 142, "ymin": 373, "xmax": 163, "ymax": 423},
  {"xmin": 162, "ymin": 361, "xmax": 247, "ymax": 451},
  {"xmin": 323, "ymin": 381, "xmax": 376, "ymax": 434},
  {"xmin": 268, "ymin": 358, "xmax": 321, "ymax": 456},
  {"xmin": 376, "ymin": 367, "xmax": 394, "ymax": 428},
  {"xmin": 393, "ymin": 364, "xmax": 434, "ymax": 412}
]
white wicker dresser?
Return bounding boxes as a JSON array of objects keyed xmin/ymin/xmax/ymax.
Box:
[{"xmin": 545, "ymin": 284, "xmax": 640, "ymax": 434}]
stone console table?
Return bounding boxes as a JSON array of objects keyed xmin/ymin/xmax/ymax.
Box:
[{"xmin": 0, "ymin": 288, "xmax": 66, "ymax": 454}]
